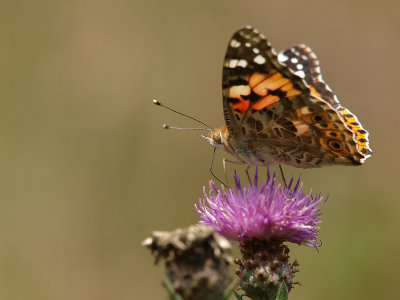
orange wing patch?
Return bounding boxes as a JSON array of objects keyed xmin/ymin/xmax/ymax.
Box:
[
  {"xmin": 251, "ymin": 95, "xmax": 280, "ymax": 110},
  {"xmin": 229, "ymin": 84, "xmax": 251, "ymax": 113},
  {"xmin": 232, "ymin": 98, "xmax": 250, "ymax": 113},
  {"xmin": 309, "ymin": 86, "xmax": 322, "ymax": 98},
  {"xmin": 229, "ymin": 71, "xmax": 303, "ymax": 114},
  {"xmin": 249, "ymin": 72, "xmax": 301, "ymax": 97},
  {"xmin": 338, "ymin": 108, "xmax": 372, "ymax": 157}
]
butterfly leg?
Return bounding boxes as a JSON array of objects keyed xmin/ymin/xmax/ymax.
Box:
[
  {"xmin": 278, "ymin": 164, "xmax": 287, "ymax": 188},
  {"xmin": 223, "ymin": 158, "xmax": 246, "ymax": 188},
  {"xmin": 245, "ymin": 165, "xmax": 252, "ymax": 185},
  {"xmin": 210, "ymin": 148, "xmax": 228, "ymax": 188}
]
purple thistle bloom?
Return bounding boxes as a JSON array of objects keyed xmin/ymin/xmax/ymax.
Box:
[{"xmin": 195, "ymin": 168, "xmax": 326, "ymax": 247}]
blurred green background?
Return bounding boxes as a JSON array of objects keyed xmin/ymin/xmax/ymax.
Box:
[{"xmin": 0, "ymin": 0, "xmax": 398, "ymax": 299}]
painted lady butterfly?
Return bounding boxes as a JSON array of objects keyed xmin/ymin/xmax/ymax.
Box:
[{"xmin": 204, "ymin": 26, "xmax": 372, "ymax": 170}]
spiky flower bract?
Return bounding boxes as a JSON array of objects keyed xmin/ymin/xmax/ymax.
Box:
[{"xmin": 196, "ymin": 168, "xmax": 326, "ymax": 247}]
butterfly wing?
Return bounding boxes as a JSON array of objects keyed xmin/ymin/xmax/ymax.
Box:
[
  {"xmin": 222, "ymin": 27, "xmax": 309, "ymax": 137},
  {"xmin": 278, "ymin": 44, "xmax": 373, "ymax": 163},
  {"xmin": 222, "ymin": 26, "xmax": 372, "ymax": 167},
  {"xmin": 278, "ymin": 44, "xmax": 339, "ymax": 108}
]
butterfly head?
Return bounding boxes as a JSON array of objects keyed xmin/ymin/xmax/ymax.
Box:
[{"xmin": 202, "ymin": 126, "xmax": 230, "ymax": 150}]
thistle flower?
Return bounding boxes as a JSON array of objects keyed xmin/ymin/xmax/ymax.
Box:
[
  {"xmin": 196, "ymin": 168, "xmax": 325, "ymax": 248},
  {"xmin": 196, "ymin": 168, "xmax": 327, "ymax": 299}
]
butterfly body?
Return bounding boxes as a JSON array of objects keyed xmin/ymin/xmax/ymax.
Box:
[{"xmin": 206, "ymin": 26, "xmax": 372, "ymax": 169}]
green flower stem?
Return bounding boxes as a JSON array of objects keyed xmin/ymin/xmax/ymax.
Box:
[
  {"xmin": 164, "ymin": 277, "xmax": 183, "ymax": 300},
  {"xmin": 223, "ymin": 280, "xmax": 239, "ymax": 300}
]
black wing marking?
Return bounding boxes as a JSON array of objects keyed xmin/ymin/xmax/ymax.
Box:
[{"xmin": 278, "ymin": 45, "xmax": 340, "ymax": 109}]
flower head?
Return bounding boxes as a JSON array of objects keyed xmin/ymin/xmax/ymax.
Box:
[
  {"xmin": 143, "ymin": 225, "xmax": 233, "ymax": 299},
  {"xmin": 195, "ymin": 168, "xmax": 326, "ymax": 247}
]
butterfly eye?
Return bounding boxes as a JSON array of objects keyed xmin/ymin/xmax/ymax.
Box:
[{"xmin": 328, "ymin": 140, "xmax": 342, "ymax": 151}]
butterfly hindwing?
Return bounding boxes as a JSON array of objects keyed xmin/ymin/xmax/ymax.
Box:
[{"xmin": 278, "ymin": 45, "xmax": 372, "ymax": 161}]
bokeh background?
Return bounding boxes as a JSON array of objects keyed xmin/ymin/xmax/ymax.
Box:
[{"xmin": 1, "ymin": 0, "xmax": 399, "ymax": 299}]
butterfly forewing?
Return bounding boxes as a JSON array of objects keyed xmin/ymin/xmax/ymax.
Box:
[{"xmin": 222, "ymin": 27, "xmax": 311, "ymax": 137}]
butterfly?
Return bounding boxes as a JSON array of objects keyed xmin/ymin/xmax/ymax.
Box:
[{"xmin": 203, "ymin": 26, "xmax": 372, "ymax": 173}]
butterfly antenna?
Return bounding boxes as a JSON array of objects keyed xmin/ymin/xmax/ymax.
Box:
[
  {"xmin": 153, "ymin": 99, "xmax": 214, "ymax": 131},
  {"xmin": 162, "ymin": 124, "xmax": 209, "ymax": 130}
]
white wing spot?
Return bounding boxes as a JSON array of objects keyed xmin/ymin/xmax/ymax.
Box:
[
  {"xmin": 252, "ymin": 48, "xmax": 260, "ymax": 54},
  {"xmin": 297, "ymin": 64, "xmax": 304, "ymax": 70},
  {"xmin": 245, "ymin": 42, "xmax": 251, "ymax": 47},
  {"xmin": 302, "ymin": 55, "xmax": 308, "ymax": 60},
  {"xmin": 230, "ymin": 39, "xmax": 241, "ymax": 48},
  {"xmin": 237, "ymin": 59, "xmax": 248, "ymax": 68},
  {"xmin": 295, "ymin": 70, "xmax": 305, "ymax": 78},
  {"xmin": 228, "ymin": 59, "xmax": 238, "ymax": 68},
  {"xmin": 291, "ymin": 57, "xmax": 299, "ymax": 63},
  {"xmin": 278, "ymin": 53, "xmax": 289, "ymax": 62},
  {"xmin": 253, "ymin": 55, "xmax": 266, "ymax": 64}
]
